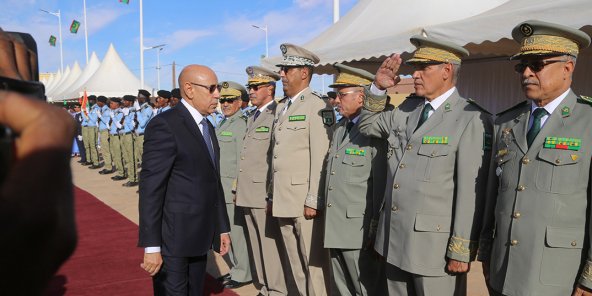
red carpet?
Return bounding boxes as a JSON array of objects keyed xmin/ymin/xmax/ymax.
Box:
[{"xmin": 44, "ymin": 186, "xmax": 238, "ymax": 296}]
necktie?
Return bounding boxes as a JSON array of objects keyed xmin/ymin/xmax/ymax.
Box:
[
  {"xmin": 416, "ymin": 103, "xmax": 433, "ymax": 130},
  {"xmin": 527, "ymin": 108, "xmax": 548, "ymax": 148},
  {"xmin": 341, "ymin": 121, "xmax": 355, "ymax": 143},
  {"xmin": 253, "ymin": 110, "xmax": 261, "ymax": 121},
  {"xmin": 200, "ymin": 118, "xmax": 215, "ymax": 163},
  {"xmin": 282, "ymin": 100, "xmax": 292, "ymax": 116}
]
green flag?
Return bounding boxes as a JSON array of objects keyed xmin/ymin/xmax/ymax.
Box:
[
  {"xmin": 70, "ymin": 20, "xmax": 80, "ymax": 34},
  {"xmin": 49, "ymin": 35, "xmax": 57, "ymax": 46},
  {"xmin": 119, "ymin": 0, "xmax": 129, "ymax": 4}
]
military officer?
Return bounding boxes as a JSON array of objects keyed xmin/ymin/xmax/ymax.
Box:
[
  {"xmin": 155, "ymin": 90, "xmax": 172, "ymax": 115},
  {"xmin": 215, "ymin": 81, "xmax": 252, "ymax": 289},
  {"xmin": 83, "ymin": 95, "xmax": 100, "ymax": 167},
  {"xmin": 108, "ymin": 97, "xmax": 126, "ymax": 181},
  {"xmin": 135, "ymin": 89, "xmax": 153, "ymax": 166},
  {"xmin": 271, "ymin": 43, "xmax": 333, "ymax": 296},
  {"xmin": 170, "ymin": 88, "xmax": 181, "ymax": 108},
  {"xmin": 235, "ymin": 66, "xmax": 288, "ymax": 296},
  {"xmin": 358, "ymin": 36, "xmax": 493, "ymax": 296},
  {"xmin": 121, "ymin": 95, "xmax": 138, "ymax": 187},
  {"xmin": 96, "ymin": 96, "xmax": 113, "ymax": 172},
  {"xmin": 478, "ymin": 20, "xmax": 592, "ymax": 296},
  {"xmin": 323, "ymin": 64, "xmax": 387, "ymax": 296}
]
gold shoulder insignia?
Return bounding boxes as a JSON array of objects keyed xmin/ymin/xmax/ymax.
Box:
[
  {"xmin": 496, "ymin": 100, "xmax": 528, "ymax": 116},
  {"xmin": 467, "ymin": 98, "xmax": 492, "ymax": 115},
  {"xmin": 578, "ymin": 95, "xmax": 592, "ymax": 105}
]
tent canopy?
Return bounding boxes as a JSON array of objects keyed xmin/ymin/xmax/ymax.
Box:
[{"xmin": 62, "ymin": 52, "xmax": 102, "ymax": 100}]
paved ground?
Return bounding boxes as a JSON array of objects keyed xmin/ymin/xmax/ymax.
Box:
[{"xmin": 71, "ymin": 158, "xmax": 489, "ymax": 295}]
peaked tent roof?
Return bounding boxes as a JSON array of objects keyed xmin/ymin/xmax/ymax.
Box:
[
  {"xmin": 44, "ymin": 68, "xmax": 64, "ymax": 95},
  {"xmin": 47, "ymin": 66, "xmax": 70, "ymax": 98},
  {"xmin": 62, "ymin": 52, "xmax": 102, "ymax": 100},
  {"xmin": 50, "ymin": 61, "xmax": 82, "ymax": 100}
]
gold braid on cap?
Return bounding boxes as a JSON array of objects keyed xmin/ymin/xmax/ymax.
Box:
[
  {"xmin": 220, "ymin": 88, "xmax": 242, "ymax": 98},
  {"xmin": 248, "ymin": 74, "xmax": 276, "ymax": 85},
  {"xmin": 410, "ymin": 47, "xmax": 462, "ymax": 64},
  {"xmin": 333, "ymin": 72, "xmax": 372, "ymax": 87},
  {"xmin": 282, "ymin": 55, "xmax": 316, "ymax": 66},
  {"xmin": 520, "ymin": 34, "xmax": 579, "ymax": 56}
]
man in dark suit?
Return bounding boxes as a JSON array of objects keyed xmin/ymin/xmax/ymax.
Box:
[
  {"xmin": 73, "ymin": 104, "xmax": 87, "ymax": 163},
  {"xmin": 138, "ymin": 64, "xmax": 231, "ymax": 296}
]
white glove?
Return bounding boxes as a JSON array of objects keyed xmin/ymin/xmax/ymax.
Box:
[
  {"xmin": 115, "ymin": 122, "xmax": 122, "ymax": 129},
  {"xmin": 77, "ymin": 135, "xmax": 83, "ymax": 141},
  {"xmin": 123, "ymin": 108, "xmax": 130, "ymax": 116},
  {"xmin": 97, "ymin": 144, "xmax": 101, "ymax": 149},
  {"xmin": 109, "ymin": 111, "xmax": 115, "ymax": 119},
  {"xmin": 97, "ymin": 111, "xmax": 102, "ymax": 118}
]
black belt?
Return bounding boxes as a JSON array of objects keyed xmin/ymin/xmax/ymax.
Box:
[
  {"xmin": 136, "ymin": 132, "xmax": 144, "ymax": 136},
  {"xmin": 121, "ymin": 132, "xmax": 133, "ymax": 135}
]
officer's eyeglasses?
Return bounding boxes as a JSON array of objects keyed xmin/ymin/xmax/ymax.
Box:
[
  {"xmin": 337, "ymin": 90, "xmax": 362, "ymax": 98},
  {"xmin": 219, "ymin": 98, "xmax": 237, "ymax": 104},
  {"xmin": 247, "ymin": 84, "xmax": 269, "ymax": 91},
  {"xmin": 279, "ymin": 66, "xmax": 300, "ymax": 73},
  {"xmin": 189, "ymin": 82, "xmax": 222, "ymax": 94},
  {"xmin": 514, "ymin": 59, "xmax": 568, "ymax": 73}
]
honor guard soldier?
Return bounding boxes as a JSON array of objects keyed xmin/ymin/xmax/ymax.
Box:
[
  {"xmin": 135, "ymin": 89, "xmax": 153, "ymax": 166},
  {"xmin": 96, "ymin": 96, "xmax": 113, "ymax": 172},
  {"xmin": 271, "ymin": 43, "xmax": 333, "ymax": 296},
  {"xmin": 83, "ymin": 95, "xmax": 100, "ymax": 166},
  {"xmin": 108, "ymin": 97, "xmax": 126, "ymax": 181},
  {"xmin": 170, "ymin": 88, "xmax": 181, "ymax": 108},
  {"xmin": 156, "ymin": 90, "xmax": 172, "ymax": 115},
  {"xmin": 323, "ymin": 64, "xmax": 387, "ymax": 296},
  {"xmin": 122, "ymin": 95, "xmax": 138, "ymax": 187},
  {"xmin": 215, "ymin": 81, "xmax": 252, "ymax": 289},
  {"xmin": 479, "ymin": 20, "xmax": 592, "ymax": 296},
  {"xmin": 359, "ymin": 36, "xmax": 493, "ymax": 296},
  {"xmin": 235, "ymin": 66, "xmax": 288, "ymax": 296}
]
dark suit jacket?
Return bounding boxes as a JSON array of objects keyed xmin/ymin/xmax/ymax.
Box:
[
  {"xmin": 74, "ymin": 112, "xmax": 83, "ymax": 136},
  {"xmin": 138, "ymin": 102, "xmax": 230, "ymax": 257}
]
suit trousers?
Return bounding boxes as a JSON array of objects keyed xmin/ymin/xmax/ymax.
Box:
[
  {"xmin": 330, "ymin": 248, "xmax": 385, "ymax": 296},
  {"xmin": 385, "ymin": 263, "xmax": 466, "ymax": 296},
  {"xmin": 222, "ymin": 203, "xmax": 252, "ymax": 283},
  {"xmin": 99, "ymin": 130, "xmax": 112, "ymax": 169},
  {"xmin": 278, "ymin": 216, "xmax": 330, "ymax": 296},
  {"xmin": 84, "ymin": 126, "xmax": 99, "ymax": 165},
  {"xmin": 153, "ymin": 255, "xmax": 207, "ymax": 296},
  {"xmin": 109, "ymin": 134, "xmax": 125, "ymax": 177},
  {"xmin": 121, "ymin": 133, "xmax": 137, "ymax": 182},
  {"xmin": 76, "ymin": 135, "xmax": 86, "ymax": 162},
  {"xmin": 243, "ymin": 207, "xmax": 288, "ymax": 296}
]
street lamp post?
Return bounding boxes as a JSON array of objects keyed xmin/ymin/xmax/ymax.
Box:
[
  {"xmin": 83, "ymin": 0, "xmax": 89, "ymax": 64},
  {"xmin": 40, "ymin": 9, "xmax": 64, "ymax": 72},
  {"xmin": 251, "ymin": 24, "xmax": 268, "ymax": 58},
  {"xmin": 140, "ymin": 0, "xmax": 145, "ymax": 89},
  {"xmin": 145, "ymin": 44, "xmax": 166, "ymax": 90}
]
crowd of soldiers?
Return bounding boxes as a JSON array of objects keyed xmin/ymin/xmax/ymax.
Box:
[{"xmin": 80, "ymin": 19, "xmax": 592, "ymax": 296}]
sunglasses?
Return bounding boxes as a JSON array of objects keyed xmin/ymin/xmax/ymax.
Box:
[
  {"xmin": 279, "ymin": 66, "xmax": 301, "ymax": 73},
  {"xmin": 189, "ymin": 82, "xmax": 222, "ymax": 94},
  {"xmin": 219, "ymin": 98, "xmax": 237, "ymax": 104},
  {"xmin": 514, "ymin": 59, "xmax": 567, "ymax": 73},
  {"xmin": 247, "ymin": 83, "xmax": 269, "ymax": 91},
  {"xmin": 337, "ymin": 90, "xmax": 362, "ymax": 98}
]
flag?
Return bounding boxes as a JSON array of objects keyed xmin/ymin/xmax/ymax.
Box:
[
  {"xmin": 49, "ymin": 35, "xmax": 57, "ymax": 46},
  {"xmin": 70, "ymin": 20, "xmax": 80, "ymax": 34},
  {"xmin": 119, "ymin": 0, "xmax": 129, "ymax": 4},
  {"xmin": 81, "ymin": 90, "xmax": 89, "ymax": 115}
]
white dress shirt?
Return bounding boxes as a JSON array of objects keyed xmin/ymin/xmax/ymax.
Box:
[{"xmin": 528, "ymin": 88, "xmax": 570, "ymax": 130}]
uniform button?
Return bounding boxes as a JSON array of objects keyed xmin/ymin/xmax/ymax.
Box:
[
  {"xmin": 571, "ymin": 241, "xmax": 577, "ymax": 247},
  {"xmin": 275, "ymin": 142, "xmax": 279, "ymax": 145},
  {"xmin": 430, "ymin": 152, "xmax": 436, "ymax": 157},
  {"xmin": 273, "ymin": 169, "xmax": 277, "ymax": 173},
  {"xmin": 399, "ymin": 164, "xmax": 406, "ymax": 169},
  {"xmin": 522, "ymin": 157, "xmax": 529, "ymax": 164},
  {"xmin": 406, "ymin": 144, "xmax": 412, "ymax": 150},
  {"xmin": 327, "ymin": 203, "xmax": 332, "ymax": 207},
  {"xmin": 279, "ymin": 127, "xmax": 282, "ymax": 131},
  {"xmin": 393, "ymin": 184, "xmax": 400, "ymax": 189},
  {"xmin": 513, "ymin": 212, "xmax": 521, "ymax": 219},
  {"xmin": 517, "ymin": 185, "xmax": 526, "ymax": 191},
  {"xmin": 510, "ymin": 239, "xmax": 519, "ymax": 246},
  {"xmin": 274, "ymin": 155, "xmax": 278, "ymax": 159},
  {"xmin": 241, "ymin": 156, "xmax": 245, "ymax": 160},
  {"xmin": 391, "ymin": 206, "xmax": 398, "ymax": 211},
  {"xmin": 555, "ymin": 159, "xmax": 561, "ymax": 164},
  {"xmin": 436, "ymin": 225, "xmax": 441, "ymax": 231},
  {"xmin": 331, "ymin": 171, "xmax": 335, "ymax": 175},
  {"xmin": 239, "ymin": 169, "xmax": 243, "ymax": 172},
  {"xmin": 329, "ymin": 186, "xmax": 333, "ymax": 190},
  {"xmin": 335, "ymin": 155, "xmax": 340, "ymax": 158}
]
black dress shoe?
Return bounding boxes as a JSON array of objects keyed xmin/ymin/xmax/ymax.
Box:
[
  {"xmin": 111, "ymin": 175, "xmax": 127, "ymax": 181},
  {"xmin": 99, "ymin": 168, "xmax": 115, "ymax": 175},
  {"xmin": 122, "ymin": 181, "xmax": 139, "ymax": 187},
  {"xmin": 223, "ymin": 280, "xmax": 252, "ymax": 289},
  {"xmin": 216, "ymin": 273, "xmax": 231, "ymax": 282},
  {"xmin": 89, "ymin": 164, "xmax": 102, "ymax": 169}
]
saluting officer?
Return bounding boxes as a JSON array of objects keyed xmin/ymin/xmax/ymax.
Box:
[
  {"xmin": 479, "ymin": 20, "xmax": 592, "ymax": 296},
  {"xmin": 121, "ymin": 95, "xmax": 138, "ymax": 187},
  {"xmin": 135, "ymin": 89, "xmax": 153, "ymax": 166},
  {"xmin": 359, "ymin": 36, "xmax": 493, "ymax": 296},
  {"xmin": 236, "ymin": 66, "xmax": 288, "ymax": 296},
  {"xmin": 271, "ymin": 43, "xmax": 333, "ymax": 296},
  {"xmin": 215, "ymin": 81, "xmax": 252, "ymax": 289},
  {"xmin": 323, "ymin": 64, "xmax": 387, "ymax": 296},
  {"xmin": 108, "ymin": 97, "xmax": 126, "ymax": 181}
]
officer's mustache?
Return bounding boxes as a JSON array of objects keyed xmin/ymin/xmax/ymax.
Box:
[{"xmin": 522, "ymin": 79, "xmax": 539, "ymax": 86}]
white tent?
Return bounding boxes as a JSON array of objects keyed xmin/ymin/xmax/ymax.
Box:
[
  {"xmin": 64, "ymin": 43, "xmax": 150, "ymax": 99},
  {"xmin": 49, "ymin": 61, "xmax": 82, "ymax": 100},
  {"xmin": 42, "ymin": 73, "xmax": 56, "ymax": 92},
  {"xmin": 61, "ymin": 52, "xmax": 102, "ymax": 100},
  {"xmin": 45, "ymin": 67, "xmax": 66, "ymax": 96}
]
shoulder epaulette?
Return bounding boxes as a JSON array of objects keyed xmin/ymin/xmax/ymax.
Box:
[
  {"xmin": 466, "ymin": 98, "xmax": 492, "ymax": 115},
  {"xmin": 311, "ymin": 90, "xmax": 323, "ymax": 99},
  {"xmin": 278, "ymin": 96, "xmax": 289, "ymax": 103},
  {"xmin": 496, "ymin": 100, "xmax": 528, "ymax": 116},
  {"xmin": 578, "ymin": 95, "xmax": 592, "ymax": 105}
]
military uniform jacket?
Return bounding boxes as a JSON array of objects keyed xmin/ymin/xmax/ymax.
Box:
[
  {"xmin": 358, "ymin": 89, "xmax": 492, "ymax": 276},
  {"xmin": 235, "ymin": 102, "xmax": 277, "ymax": 209},
  {"xmin": 323, "ymin": 118, "xmax": 387, "ymax": 249},
  {"xmin": 271, "ymin": 87, "xmax": 333, "ymax": 217},
  {"xmin": 479, "ymin": 91, "xmax": 592, "ymax": 296},
  {"xmin": 216, "ymin": 112, "xmax": 247, "ymax": 204}
]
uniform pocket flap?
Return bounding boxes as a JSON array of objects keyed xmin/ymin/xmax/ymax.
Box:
[
  {"xmin": 342, "ymin": 156, "xmax": 365, "ymax": 167},
  {"xmin": 252, "ymin": 133, "xmax": 270, "ymax": 140},
  {"xmin": 218, "ymin": 136, "xmax": 233, "ymax": 142},
  {"xmin": 346, "ymin": 204, "xmax": 366, "ymax": 218},
  {"xmin": 538, "ymin": 149, "xmax": 580, "ymax": 166},
  {"xmin": 545, "ymin": 226, "xmax": 584, "ymax": 249},
  {"xmin": 286, "ymin": 125, "xmax": 307, "ymax": 131},
  {"xmin": 417, "ymin": 144, "xmax": 449, "ymax": 157},
  {"xmin": 414, "ymin": 213, "xmax": 451, "ymax": 233},
  {"xmin": 252, "ymin": 175, "xmax": 266, "ymax": 183},
  {"xmin": 291, "ymin": 175, "xmax": 308, "ymax": 185}
]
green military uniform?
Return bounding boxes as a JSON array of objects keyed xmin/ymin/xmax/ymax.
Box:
[
  {"xmin": 121, "ymin": 95, "xmax": 138, "ymax": 186},
  {"xmin": 323, "ymin": 64, "xmax": 387, "ymax": 296},
  {"xmin": 109, "ymin": 99, "xmax": 126, "ymax": 179},
  {"xmin": 83, "ymin": 96, "xmax": 99, "ymax": 166},
  {"xmin": 216, "ymin": 81, "xmax": 251, "ymax": 284},
  {"xmin": 359, "ymin": 36, "xmax": 493, "ymax": 296},
  {"xmin": 478, "ymin": 20, "xmax": 592, "ymax": 296}
]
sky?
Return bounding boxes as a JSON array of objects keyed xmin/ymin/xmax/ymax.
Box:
[{"xmin": 1, "ymin": 0, "xmax": 358, "ymax": 96}]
